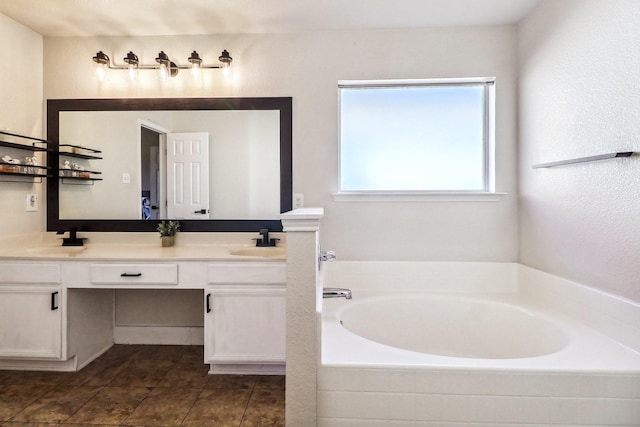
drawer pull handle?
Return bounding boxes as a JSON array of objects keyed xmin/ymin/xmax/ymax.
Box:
[
  {"xmin": 51, "ymin": 291, "xmax": 59, "ymax": 311},
  {"xmin": 120, "ymin": 273, "xmax": 142, "ymax": 277},
  {"xmin": 206, "ymin": 293, "xmax": 212, "ymax": 313}
]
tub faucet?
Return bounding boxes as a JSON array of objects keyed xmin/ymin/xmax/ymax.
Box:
[
  {"xmin": 319, "ymin": 250, "xmax": 337, "ymax": 262},
  {"xmin": 323, "ymin": 288, "xmax": 352, "ymax": 300}
]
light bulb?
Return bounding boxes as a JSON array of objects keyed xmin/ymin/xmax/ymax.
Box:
[
  {"xmin": 127, "ymin": 63, "xmax": 138, "ymax": 81},
  {"xmin": 222, "ymin": 65, "xmax": 232, "ymax": 81},
  {"xmin": 158, "ymin": 63, "xmax": 168, "ymax": 80},
  {"xmin": 190, "ymin": 62, "xmax": 201, "ymax": 80},
  {"xmin": 94, "ymin": 62, "xmax": 107, "ymax": 81},
  {"xmin": 92, "ymin": 51, "xmax": 110, "ymax": 82}
]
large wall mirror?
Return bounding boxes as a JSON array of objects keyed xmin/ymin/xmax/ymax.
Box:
[{"xmin": 47, "ymin": 98, "xmax": 292, "ymax": 232}]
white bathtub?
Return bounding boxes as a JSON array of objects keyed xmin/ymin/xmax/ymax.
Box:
[
  {"xmin": 337, "ymin": 293, "xmax": 568, "ymax": 360},
  {"xmin": 318, "ymin": 262, "xmax": 640, "ymax": 426}
]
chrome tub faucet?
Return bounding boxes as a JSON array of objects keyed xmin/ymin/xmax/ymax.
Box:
[{"xmin": 323, "ymin": 288, "xmax": 352, "ymax": 300}]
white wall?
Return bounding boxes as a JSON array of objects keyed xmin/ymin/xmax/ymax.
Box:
[
  {"xmin": 519, "ymin": 0, "xmax": 640, "ymax": 302},
  {"xmin": 43, "ymin": 26, "xmax": 519, "ymax": 262},
  {"xmin": 0, "ymin": 14, "xmax": 43, "ymax": 236}
]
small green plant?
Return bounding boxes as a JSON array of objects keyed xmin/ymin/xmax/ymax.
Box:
[{"xmin": 157, "ymin": 220, "xmax": 181, "ymax": 237}]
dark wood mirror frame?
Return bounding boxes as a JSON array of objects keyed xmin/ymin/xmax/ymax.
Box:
[{"xmin": 46, "ymin": 97, "xmax": 292, "ymax": 233}]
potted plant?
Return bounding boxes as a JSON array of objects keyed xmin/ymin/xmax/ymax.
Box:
[{"xmin": 157, "ymin": 220, "xmax": 180, "ymax": 247}]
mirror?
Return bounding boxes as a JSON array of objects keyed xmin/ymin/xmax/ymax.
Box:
[{"xmin": 47, "ymin": 98, "xmax": 292, "ymax": 232}]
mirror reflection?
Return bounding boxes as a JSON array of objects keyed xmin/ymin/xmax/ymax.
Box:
[{"xmin": 59, "ymin": 110, "xmax": 280, "ymax": 220}]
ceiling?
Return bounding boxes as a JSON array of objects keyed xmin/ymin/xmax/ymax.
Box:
[{"xmin": 0, "ymin": 0, "xmax": 543, "ymax": 37}]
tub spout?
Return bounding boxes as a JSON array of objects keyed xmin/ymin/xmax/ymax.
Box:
[{"xmin": 323, "ymin": 287, "xmax": 352, "ymax": 300}]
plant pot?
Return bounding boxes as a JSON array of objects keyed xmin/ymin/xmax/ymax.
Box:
[{"xmin": 161, "ymin": 235, "xmax": 175, "ymax": 247}]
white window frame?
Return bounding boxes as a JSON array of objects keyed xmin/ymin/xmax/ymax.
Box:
[{"xmin": 333, "ymin": 77, "xmax": 504, "ymax": 202}]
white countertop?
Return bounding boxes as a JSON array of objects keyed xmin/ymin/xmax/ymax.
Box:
[{"xmin": 0, "ymin": 232, "xmax": 286, "ymax": 262}]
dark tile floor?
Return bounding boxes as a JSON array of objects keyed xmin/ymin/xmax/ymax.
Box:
[{"xmin": 0, "ymin": 345, "xmax": 285, "ymax": 427}]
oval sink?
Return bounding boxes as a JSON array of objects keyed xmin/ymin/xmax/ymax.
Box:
[
  {"xmin": 229, "ymin": 247, "xmax": 286, "ymax": 258},
  {"xmin": 24, "ymin": 246, "xmax": 86, "ymax": 256}
]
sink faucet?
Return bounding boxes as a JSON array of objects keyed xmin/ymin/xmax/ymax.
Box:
[
  {"xmin": 56, "ymin": 227, "xmax": 86, "ymax": 247},
  {"xmin": 323, "ymin": 288, "xmax": 352, "ymax": 300},
  {"xmin": 255, "ymin": 228, "xmax": 279, "ymax": 247}
]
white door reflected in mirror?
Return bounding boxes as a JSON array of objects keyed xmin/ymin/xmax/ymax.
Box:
[{"xmin": 166, "ymin": 132, "xmax": 210, "ymax": 220}]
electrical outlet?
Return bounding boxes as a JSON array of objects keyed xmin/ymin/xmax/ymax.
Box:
[
  {"xmin": 293, "ymin": 193, "xmax": 304, "ymax": 209},
  {"xmin": 26, "ymin": 194, "xmax": 38, "ymax": 212},
  {"xmin": 122, "ymin": 172, "xmax": 131, "ymax": 184}
]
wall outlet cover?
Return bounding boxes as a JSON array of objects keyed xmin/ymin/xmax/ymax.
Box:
[
  {"xmin": 26, "ymin": 194, "xmax": 38, "ymax": 212},
  {"xmin": 293, "ymin": 193, "xmax": 304, "ymax": 209}
]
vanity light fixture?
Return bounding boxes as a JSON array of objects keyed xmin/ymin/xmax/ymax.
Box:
[{"xmin": 92, "ymin": 49, "xmax": 232, "ymax": 81}]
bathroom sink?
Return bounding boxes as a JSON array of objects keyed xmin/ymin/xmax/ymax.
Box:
[
  {"xmin": 229, "ymin": 247, "xmax": 286, "ymax": 258},
  {"xmin": 24, "ymin": 246, "xmax": 87, "ymax": 255}
]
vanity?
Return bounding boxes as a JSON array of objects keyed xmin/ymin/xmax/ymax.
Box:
[
  {"xmin": 0, "ymin": 96, "xmax": 293, "ymax": 374},
  {"xmin": 0, "ymin": 235, "xmax": 286, "ymax": 374}
]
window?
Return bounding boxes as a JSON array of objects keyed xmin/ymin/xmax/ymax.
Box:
[{"xmin": 338, "ymin": 78, "xmax": 495, "ymax": 197}]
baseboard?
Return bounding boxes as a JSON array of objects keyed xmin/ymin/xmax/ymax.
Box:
[
  {"xmin": 114, "ymin": 326, "xmax": 204, "ymax": 345},
  {"xmin": 76, "ymin": 343, "xmax": 113, "ymax": 370},
  {"xmin": 0, "ymin": 355, "xmax": 77, "ymax": 372},
  {"xmin": 209, "ymin": 363, "xmax": 285, "ymax": 375}
]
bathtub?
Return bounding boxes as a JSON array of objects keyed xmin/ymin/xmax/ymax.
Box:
[{"xmin": 318, "ymin": 261, "xmax": 640, "ymax": 426}]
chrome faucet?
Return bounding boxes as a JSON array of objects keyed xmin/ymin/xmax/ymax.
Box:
[
  {"xmin": 319, "ymin": 250, "xmax": 336, "ymax": 262},
  {"xmin": 323, "ymin": 288, "xmax": 352, "ymax": 300}
]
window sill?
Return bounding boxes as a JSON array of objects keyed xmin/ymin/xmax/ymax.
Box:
[{"xmin": 331, "ymin": 191, "xmax": 507, "ymax": 202}]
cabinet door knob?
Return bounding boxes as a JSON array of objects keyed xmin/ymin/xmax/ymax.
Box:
[{"xmin": 51, "ymin": 291, "xmax": 59, "ymax": 311}]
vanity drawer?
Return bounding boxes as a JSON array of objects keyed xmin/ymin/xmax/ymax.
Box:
[
  {"xmin": 90, "ymin": 264, "xmax": 178, "ymax": 285},
  {"xmin": 208, "ymin": 262, "xmax": 286, "ymax": 284},
  {"xmin": 0, "ymin": 263, "xmax": 61, "ymax": 284}
]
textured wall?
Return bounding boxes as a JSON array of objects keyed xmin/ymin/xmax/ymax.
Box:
[
  {"xmin": 0, "ymin": 14, "xmax": 43, "ymax": 236},
  {"xmin": 519, "ymin": 0, "xmax": 640, "ymax": 302}
]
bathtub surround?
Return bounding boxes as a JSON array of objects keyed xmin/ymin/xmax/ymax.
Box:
[
  {"xmin": 319, "ymin": 261, "xmax": 640, "ymax": 426},
  {"xmin": 319, "ymin": 367, "xmax": 640, "ymax": 426}
]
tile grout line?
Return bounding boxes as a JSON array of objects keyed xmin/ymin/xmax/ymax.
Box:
[
  {"xmin": 238, "ymin": 376, "xmax": 260, "ymax": 427},
  {"xmin": 119, "ymin": 349, "xmax": 185, "ymax": 427},
  {"xmin": 59, "ymin": 384, "xmax": 106, "ymax": 425},
  {"xmin": 177, "ymin": 383, "xmax": 206, "ymax": 427}
]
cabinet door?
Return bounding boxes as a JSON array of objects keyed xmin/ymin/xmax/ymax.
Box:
[
  {"xmin": 0, "ymin": 286, "xmax": 63, "ymax": 359},
  {"xmin": 205, "ymin": 286, "xmax": 285, "ymax": 364}
]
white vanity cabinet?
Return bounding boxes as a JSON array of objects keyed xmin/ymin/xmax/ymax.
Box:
[
  {"xmin": 0, "ymin": 255, "xmax": 286, "ymax": 373},
  {"xmin": 0, "ymin": 263, "xmax": 64, "ymax": 359},
  {"xmin": 205, "ymin": 262, "xmax": 286, "ymax": 374}
]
